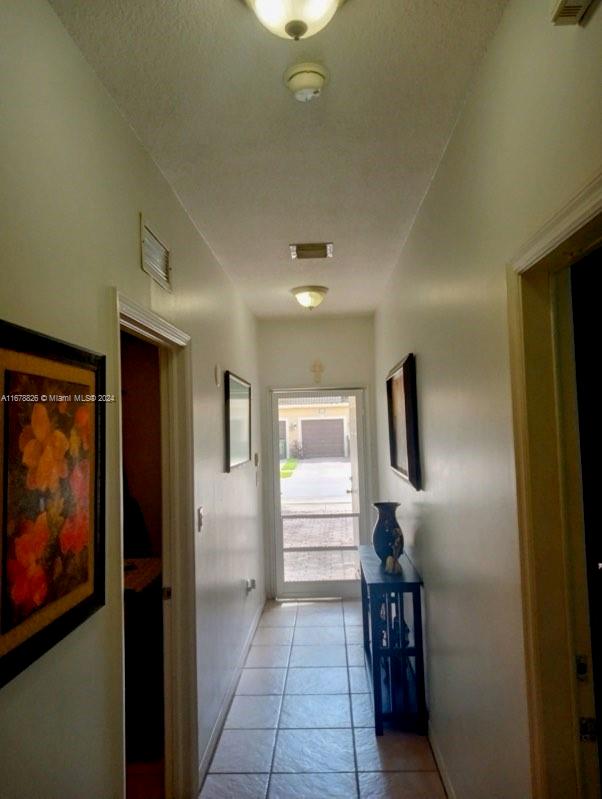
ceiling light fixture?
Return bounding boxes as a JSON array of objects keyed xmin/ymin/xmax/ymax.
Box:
[
  {"xmin": 246, "ymin": 0, "xmax": 341, "ymax": 40},
  {"xmin": 291, "ymin": 285, "xmax": 329, "ymax": 309}
]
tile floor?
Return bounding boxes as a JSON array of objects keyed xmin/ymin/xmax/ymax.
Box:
[{"xmin": 200, "ymin": 600, "xmax": 446, "ymax": 799}]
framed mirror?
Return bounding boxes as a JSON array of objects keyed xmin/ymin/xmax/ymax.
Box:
[{"xmin": 225, "ymin": 371, "xmax": 251, "ymax": 472}]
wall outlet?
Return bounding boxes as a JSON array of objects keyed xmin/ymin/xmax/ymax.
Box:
[{"xmin": 246, "ymin": 578, "xmax": 256, "ymax": 592}]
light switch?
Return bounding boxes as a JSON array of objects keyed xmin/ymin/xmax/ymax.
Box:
[{"xmin": 197, "ymin": 506, "xmax": 204, "ymax": 532}]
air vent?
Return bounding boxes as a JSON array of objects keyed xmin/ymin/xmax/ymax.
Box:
[
  {"xmin": 289, "ymin": 242, "xmax": 334, "ymax": 260},
  {"xmin": 141, "ymin": 217, "xmax": 171, "ymax": 291},
  {"xmin": 552, "ymin": 0, "xmax": 594, "ymax": 24}
]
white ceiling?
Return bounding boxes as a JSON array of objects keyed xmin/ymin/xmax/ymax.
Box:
[{"xmin": 49, "ymin": 0, "xmax": 506, "ymax": 317}]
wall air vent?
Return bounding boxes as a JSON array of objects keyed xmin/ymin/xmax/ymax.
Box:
[
  {"xmin": 552, "ymin": 0, "xmax": 594, "ymax": 24},
  {"xmin": 141, "ymin": 216, "xmax": 171, "ymax": 291},
  {"xmin": 289, "ymin": 242, "xmax": 334, "ymax": 260}
]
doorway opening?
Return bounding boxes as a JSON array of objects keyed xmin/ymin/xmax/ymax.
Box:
[
  {"xmin": 571, "ymin": 246, "xmax": 601, "ymax": 783},
  {"xmin": 507, "ymin": 180, "xmax": 602, "ymax": 797},
  {"xmin": 121, "ymin": 331, "xmax": 165, "ymax": 799},
  {"xmin": 271, "ymin": 389, "xmax": 367, "ymax": 599}
]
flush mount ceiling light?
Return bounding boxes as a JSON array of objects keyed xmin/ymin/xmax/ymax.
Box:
[
  {"xmin": 291, "ymin": 285, "xmax": 329, "ymax": 309},
  {"xmin": 245, "ymin": 0, "xmax": 342, "ymax": 40}
]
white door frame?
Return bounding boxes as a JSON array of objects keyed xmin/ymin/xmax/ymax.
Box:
[
  {"xmin": 117, "ymin": 292, "xmax": 198, "ymax": 799},
  {"xmin": 507, "ymin": 170, "xmax": 602, "ymax": 798},
  {"xmin": 269, "ymin": 387, "xmax": 369, "ymax": 600}
]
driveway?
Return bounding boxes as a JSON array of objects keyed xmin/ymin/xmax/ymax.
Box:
[{"xmin": 281, "ymin": 457, "xmax": 351, "ymax": 504}]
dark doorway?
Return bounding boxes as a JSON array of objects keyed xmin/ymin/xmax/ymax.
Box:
[
  {"xmin": 571, "ymin": 245, "xmax": 601, "ymax": 778},
  {"xmin": 120, "ymin": 331, "xmax": 165, "ymax": 799}
]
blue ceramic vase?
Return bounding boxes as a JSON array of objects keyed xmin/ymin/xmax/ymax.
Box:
[{"xmin": 372, "ymin": 502, "xmax": 403, "ymax": 564}]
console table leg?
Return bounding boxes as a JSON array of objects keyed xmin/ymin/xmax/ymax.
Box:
[
  {"xmin": 370, "ymin": 592, "xmax": 384, "ymax": 736},
  {"xmin": 413, "ymin": 587, "xmax": 427, "ymax": 734}
]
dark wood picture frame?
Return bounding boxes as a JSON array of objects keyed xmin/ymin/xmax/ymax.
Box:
[
  {"xmin": 224, "ymin": 370, "xmax": 251, "ymax": 473},
  {"xmin": 0, "ymin": 319, "xmax": 105, "ymax": 688},
  {"xmin": 386, "ymin": 353, "xmax": 422, "ymax": 490}
]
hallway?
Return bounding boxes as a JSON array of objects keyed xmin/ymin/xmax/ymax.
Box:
[{"xmin": 201, "ymin": 600, "xmax": 445, "ymax": 799}]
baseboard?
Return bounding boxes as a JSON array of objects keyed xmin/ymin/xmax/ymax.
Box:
[
  {"xmin": 428, "ymin": 722, "xmax": 458, "ymax": 799},
  {"xmin": 197, "ymin": 599, "xmax": 265, "ymax": 787}
]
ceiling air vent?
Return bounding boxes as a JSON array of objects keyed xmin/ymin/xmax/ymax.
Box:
[
  {"xmin": 552, "ymin": 0, "xmax": 594, "ymax": 24},
  {"xmin": 141, "ymin": 217, "xmax": 171, "ymax": 291},
  {"xmin": 289, "ymin": 242, "xmax": 334, "ymax": 260}
]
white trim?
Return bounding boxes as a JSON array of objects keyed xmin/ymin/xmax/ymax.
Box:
[
  {"xmin": 118, "ymin": 293, "xmax": 190, "ymax": 348},
  {"xmin": 197, "ymin": 602, "xmax": 263, "ymax": 783},
  {"xmin": 511, "ymin": 169, "xmax": 602, "ymax": 273},
  {"xmin": 116, "ymin": 290, "xmax": 197, "ymax": 799},
  {"xmin": 428, "ymin": 723, "xmax": 458, "ymax": 799}
]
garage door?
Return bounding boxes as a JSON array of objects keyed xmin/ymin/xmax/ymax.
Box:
[{"xmin": 301, "ymin": 419, "xmax": 345, "ymax": 458}]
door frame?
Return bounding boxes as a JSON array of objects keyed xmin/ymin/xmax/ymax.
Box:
[
  {"xmin": 268, "ymin": 387, "xmax": 369, "ymax": 600},
  {"xmin": 117, "ymin": 292, "xmax": 198, "ymax": 799},
  {"xmin": 507, "ymin": 170, "xmax": 602, "ymax": 798}
]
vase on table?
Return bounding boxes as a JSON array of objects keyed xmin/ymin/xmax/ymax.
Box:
[{"xmin": 372, "ymin": 501, "xmax": 404, "ymax": 574}]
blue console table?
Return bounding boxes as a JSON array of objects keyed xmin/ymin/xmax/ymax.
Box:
[{"xmin": 359, "ymin": 545, "xmax": 427, "ymax": 735}]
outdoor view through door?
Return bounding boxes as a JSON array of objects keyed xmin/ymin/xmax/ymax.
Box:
[{"xmin": 274, "ymin": 390, "xmax": 366, "ymax": 597}]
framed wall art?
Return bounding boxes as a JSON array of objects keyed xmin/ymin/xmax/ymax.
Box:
[
  {"xmin": 386, "ymin": 353, "xmax": 422, "ymax": 490},
  {"xmin": 224, "ymin": 370, "xmax": 251, "ymax": 472},
  {"xmin": 0, "ymin": 319, "xmax": 105, "ymax": 687}
]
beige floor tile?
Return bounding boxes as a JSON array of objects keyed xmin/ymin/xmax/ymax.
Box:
[
  {"xmin": 354, "ymin": 728, "xmax": 436, "ymax": 772},
  {"xmin": 296, "ymin": 603, "xmax": 344, "ymax": 627},
  {"xmin": 347, "ymin": 644, "xmax": 365, "ymax": 667},
  {"xmin": 349, "ymin": 666, "xmax": 370, "ymax": 694},
  {"xmin": 237, "ymin": 668, "xmax": 287, "ymax": 695},
  {"xmin": 293, "ymin": 626, "xmax": 345, "ymax": 645},
  {"xmin": 253, "ymin": 627, "xmax": 294, "ymax": 646},
  {"xmin": 246, "ymin": 645, "xmax": 291, "ymax": 668},
  {"xmin": 209, "ymin": 729, "xmax": 276, "ymax": 773},
  {"xmin": 351, "ymin": 694, "xmax": 374, "ymax": 728},
  {"xmin": 285, "ymin": 667, "xmax": 349, "ymax": 695},
  {"xmin": 358, "ymin": 771, "xmax": 446, "ymax": 798},
  {"xmin": 259, "ymin": 605, "xmax": 298, "ymax": 628},
  {"xmin": 273, "ymin": 729, "xmax": 356, "ymax": 773},
  {"xmin": 279, "ymin": 694, "xmax": 351, "ymax": 729},
  {"xmin": 225, "ymin": 695, "xmax": 282, "ymax": 729},
  {"xmin": 201, "ymin": 774, "xmax": 269, "ymax": 799},
  {"xmin": 268, "ymin": 772, "xmax": 358, "ymax": 798},
  {"xmin": 343, "ymin": 602, "xmax": 363, "ymax": 626},
  {"xmin": 345, "ymin": 626, "xmax": 364, "ymax": 644},
  {"xmin": 289, "ymin": 644, "xmax": 347, "ymax": 667}
]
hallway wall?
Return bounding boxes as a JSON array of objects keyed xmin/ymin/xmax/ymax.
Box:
[
  {"xmin": 373, "ymin": 1, "xmax": 602, "ymax": 797},
  {"xmin": 0, "ymin": 1, "xmax": 264, "ymax": 796},
  {"xmin": 258, "ymin": 315, "xmax": 377, "ymax": 593}
]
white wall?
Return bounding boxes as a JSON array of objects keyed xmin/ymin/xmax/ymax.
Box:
[
  {"xmin": 374, "ymin": 1, "xmax": 602, "ymax": 797},
  {"xmin": 0, "ymin": 2, "xmax": 264, "ymax": 796},
  {"xmin": 258, "ymin": 315, "xmax": 376, "ymax": 593}
]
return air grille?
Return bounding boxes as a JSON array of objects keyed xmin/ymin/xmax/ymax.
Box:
[
  {"xmin": 141, "ymin": 218, "xmax": 171, "ymax": 291},
  {"xmin": 552, "ymin": 0, "xmax": 594, "ymax": 24},
  {"xmin": 289, "ymin": 242, "xmax": 334, "ymax": 260}
]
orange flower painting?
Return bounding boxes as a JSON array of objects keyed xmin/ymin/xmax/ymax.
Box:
[
  {"xmin": 0, "ymin": 320, "xmax": 104, "ymax": 689},
  {"xmin": 2, "ymin": 372, "xmax": 93, "ymax": 630}
]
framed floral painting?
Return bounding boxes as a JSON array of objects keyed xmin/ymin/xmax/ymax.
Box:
[{"xmin": 0, "ymin": 320, "xmax": 105, "ymax": 687}]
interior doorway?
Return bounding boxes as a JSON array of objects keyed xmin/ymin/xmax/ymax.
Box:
[
  {"xmin": 121, "ymin": 331, "xmax": 166, "ymax": 799},
  {"xmin": 271, "ymin": 388, "xmax": 367, "ymax": 599},
  {"xmin": 571, "ymin": 246, "xmax": 601, "ymax": 782}
]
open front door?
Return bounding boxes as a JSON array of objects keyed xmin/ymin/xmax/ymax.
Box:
[{"xmin": 272, "ymin": 389, "xmax": 367, "ymax": 599}]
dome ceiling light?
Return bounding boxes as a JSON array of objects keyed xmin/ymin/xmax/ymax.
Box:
[
  {"xmin": 291, "ymin": 285, "xmax": 329, "ymax": 309},
  {"xmin": 245, "ymin": 0, "xmax": 342, "ymax": 40}
]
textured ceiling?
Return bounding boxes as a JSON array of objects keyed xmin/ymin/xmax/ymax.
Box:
[{"xmin": 49, "ymin": 0, "xmax": 506, "ymax": 316}]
